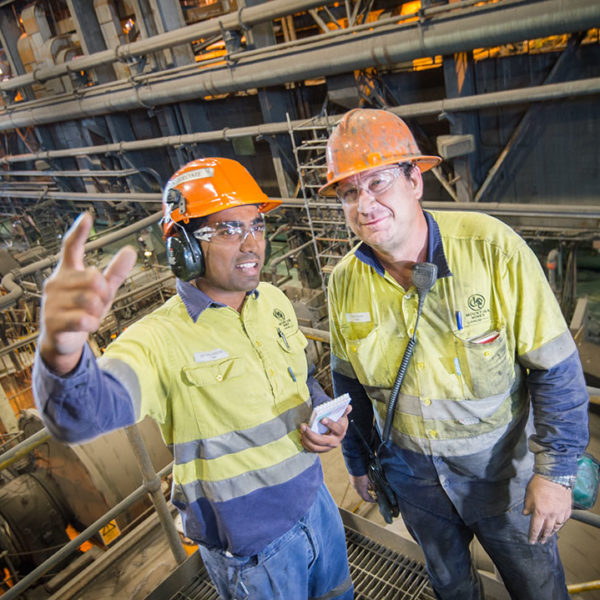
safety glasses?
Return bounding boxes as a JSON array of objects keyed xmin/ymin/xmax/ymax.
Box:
[
  {"xmin": 335, "ymin": 167, "xmax": 401, "ymax": 205},
  {"xmin": 193, "ymin": 216, "xmax": 266, "ymax": 244}
]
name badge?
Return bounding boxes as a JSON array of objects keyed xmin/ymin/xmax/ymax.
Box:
[
  {"xmin": 194, "ymin": 349, "xmax": 229, "ymax": 363},
  {"xmin": 346, "ymin": 312, "xmax": 371, "ymax": 323}
]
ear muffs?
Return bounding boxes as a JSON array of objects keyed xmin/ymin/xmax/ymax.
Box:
[
  {"xmin": 166, "ymin": 226, "xmax": 272, "ymax": 282},
  {"xmin": 166, "ymin": 229, "xmax": 204, "ymax": 281}
]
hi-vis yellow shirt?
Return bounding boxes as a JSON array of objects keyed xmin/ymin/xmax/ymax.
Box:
[
  {"xmin": 329, "ymin": 210, "xmax": 576, "ymax": 457},
  {"xmin": 97, "ymin": 281, "xmax": 322, "ymax": 554}
]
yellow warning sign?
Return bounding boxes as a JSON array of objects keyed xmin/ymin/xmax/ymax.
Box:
[{"xmin": 99, "ymin": 520, "xmax": 121, "ymax": 546}]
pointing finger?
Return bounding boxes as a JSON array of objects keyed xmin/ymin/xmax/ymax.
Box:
[
  {"xmin": 60, "ymin": 213, "xmax": 93, "ymax": 271},
  {"xmin": 103, "ymin": 246, "xmax": 138, "ymax": 298}
]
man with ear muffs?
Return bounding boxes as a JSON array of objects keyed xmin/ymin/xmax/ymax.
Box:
[{"xmin": 32, "ymin": 157, "xmax": 353, "ymax": 600}]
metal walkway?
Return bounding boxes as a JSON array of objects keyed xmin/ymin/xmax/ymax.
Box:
[{"xmin": 148, "ymin": 524, "xmax": 435, "ymax": 600}]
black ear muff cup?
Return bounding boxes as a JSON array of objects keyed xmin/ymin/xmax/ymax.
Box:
[{"xmin": 166, "ymin": 232, "xmax": 204, "ymax": 281}]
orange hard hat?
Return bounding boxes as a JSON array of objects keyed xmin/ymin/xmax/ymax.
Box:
[
  {"xmin": 162, "ymin": 157, "xmax": 281, "ymax": 238},
  {"xmin": 319, "ymin": 108, "xmax": 442, "ymax": 196}
]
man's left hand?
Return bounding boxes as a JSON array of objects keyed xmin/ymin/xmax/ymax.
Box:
[
  {"xmin": 523, "ymin": 474, "xmax": 572, "ymax": 544},
  {"xmin": 299, "ymin": 405, "xmax": 351, "ymax": 453}
]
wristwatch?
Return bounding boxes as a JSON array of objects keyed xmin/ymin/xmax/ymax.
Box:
[{"xmin": 540, "ymin": 474, "xmax": 577, "ymax": 490}]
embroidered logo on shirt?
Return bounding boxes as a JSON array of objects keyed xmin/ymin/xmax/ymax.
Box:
[
  {"xmin": 194, "ymin": 349, "xmax": 229, "ymax": 363},
  {"xmin": 273, "ymin": 308, "xmax": 292, "ymax": 330},
  {"xmin": 468, "ymin": 294, "xmax": 485, "ymax": 311},
  {"xmin": 463, "ymin": 293, "xmax": 491, "ymax": 326},
  {"xmin": 346, "ymin": 312, "xmax": 371, "ymax": 323}
]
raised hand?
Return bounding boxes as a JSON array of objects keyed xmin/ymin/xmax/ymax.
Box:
[{"xmin": 39, "ymin": 213, "xmax": 137, "ymax": 375}]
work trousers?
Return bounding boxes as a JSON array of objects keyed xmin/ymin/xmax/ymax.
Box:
[
  {"xmin": 383, "ymin": 471, "xmax": 569, "ymax": 600},
  {"xmin": 199, "ymin": 483, "xmax": 354, "ymax": 600}
]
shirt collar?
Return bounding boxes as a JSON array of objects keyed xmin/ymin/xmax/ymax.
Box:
[
  {"xmin": 176, "ymin": 279, "xmax": 260, "ymax": 322},
  {"xmin": 353, "ymin": 210, "xmax": 452, "ymax": 279}
]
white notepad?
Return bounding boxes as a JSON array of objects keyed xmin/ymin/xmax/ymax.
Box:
[{"xmin": 309, "ymin": 393, "xmax": 351, "ymax": 434}]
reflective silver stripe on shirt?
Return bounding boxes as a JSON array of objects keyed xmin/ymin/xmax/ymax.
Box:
[
  {"xmin": 178, "ymin": 451, "xmax": 319, "ymax": 503},
  {"xmin": 386, "ymin": 418, "xmax": 515, "ymax": 457},
  {"xmin": 519, "ymin": 329, "xmax": 576, "ymax": 370},
  {"xmin": 331, "ymin": 354, "xmax": 358, "ymax": 379},
  {"xmin": 98, "ymin": 356, "xmax": 142, "ymax": 418},
  {"xmin": 363, "ymin": 376, "xmax": 520, "ymax": 423},
  {"xmin": 173, "ymin": 402, "xmax": 312, "ymax": 463}
]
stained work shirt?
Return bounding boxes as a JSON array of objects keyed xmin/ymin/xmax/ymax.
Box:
[
  {"xmin": 330, "ymin": 210, "xmax": 589, "ymax": 523},
  {"xmin": 34, "ymin": 280, "xmax": 326, "ymax": 555}
]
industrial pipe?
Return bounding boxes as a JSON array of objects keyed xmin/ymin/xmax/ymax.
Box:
[
  {"xmin": 1, "ymin": 75, "xmax": 600, "ymax": 166},
  {"xmin": 0, "ymin": 0, "xmax": 597, "ymax": 131},
  {"xmin": 0, "ymin": 211, "xmax": 162, "ymax": 310},
  {"xmin": 0, "ymin": 0, "xmax": 337, "ymax": 94},
  {"xmin": 0, "ymin": 428, "xmax": 51, "ymax": 472}
]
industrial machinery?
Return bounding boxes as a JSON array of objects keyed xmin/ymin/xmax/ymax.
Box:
[{"xmin": 0, "ymin": 0, "xmax": 599, "ymax": 597}]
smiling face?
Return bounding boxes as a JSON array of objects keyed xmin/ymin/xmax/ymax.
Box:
[
  {"xmin": 195, "ymin": 204, "xmax": 266, "ymax": 309},
  {"xmin": 339, "ymin": 164, "xmax": 426, "ymax": 259}
]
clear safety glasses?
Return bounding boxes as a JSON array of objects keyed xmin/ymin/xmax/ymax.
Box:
[
  {"xmin": 193, "ymin": 216, "xmax": 266, "ymax": 244},
  {"xmin": 335, "ymin": 167, "xmax": 401, "ymax": 205}
]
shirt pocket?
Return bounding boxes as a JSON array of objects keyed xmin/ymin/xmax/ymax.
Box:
[
  {"xmin": 454, "ymin": 327, "xmax": 514, "ymax": 399},
  {"xmin": 180, "ymin": 357, "xmax": 258, "ymax": 433},
  {"xmin": 182, "ymin": 357, "xmax": 245, "ymax": 387},
  {"xmin": 340, "ymin": 323, "xmax": 396, "ymax": 388},
  {"xmin": 275, "ymin": 327, "xmax": 307, "ymax": 355}
]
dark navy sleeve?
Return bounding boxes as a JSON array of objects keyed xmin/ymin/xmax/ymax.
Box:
[
  {"xmin": 307, "ymin": 367, "xmax": 331, "ymax": 408},
  {"xmin": 333, "ymin": 369, "xmax": 374, "ymax": 476},
  {"xmin": 32, "ymin": 344, "xmax": 135, "ymax": 444},
  {"xmin": 526, "ymin": 350, "xmax": 590, "ymax": 477}
]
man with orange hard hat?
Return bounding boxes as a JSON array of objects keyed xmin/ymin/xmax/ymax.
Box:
[
  {"xmin": 323, "ymin": 108, "xmax": 589, "ymax": 599},
  {"xmin": 33, "ymin": 157, "xmax": 353, "ymax": 599}
]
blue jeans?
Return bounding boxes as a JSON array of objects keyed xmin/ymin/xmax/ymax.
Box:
[
  {"xmin": 393, "ymin": 493, "xmax": 569, "ymax": 600},
  {"xmin": 199, "ymin": 483, "xmax": 353, "ymax": 600}
]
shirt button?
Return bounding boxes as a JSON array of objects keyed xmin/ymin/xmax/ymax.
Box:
[
  {"xmin": 268, "ymin": 369, "xmax": 275, "ymax": 377},
  {"xmin": 416, "ymin": 362, "xmax": 425, "ymax": 370},
  {"xmin": 427, "ymin": 429, "xmax": 438, "ymax": 438},
  {"xmin": 216, "ymin": 374, "xmax": 223, "ymax": 382},
  {"xmin": 256, "ymin": 340, "xmax": 262, "ymax": 347},
  {"xmin": 351, "ymin": 345, "xmax": 357, "ymax": 353},
  {"xmin": 423, "ymin": 398, "xmax": 431, "ymax": 406},
  {"xmin": 408, "ymin": 328, "xmax": 414, "ymax": 336}
]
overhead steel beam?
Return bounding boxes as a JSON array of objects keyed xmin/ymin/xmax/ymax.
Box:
[
  {"xmin": 0, "ymin": 0, "xmax": 598, "ymax": 131},
  {"xmin": 1, "ymin": 187, "xmax": 599, "ymax": 221},
  {"xmin": 1, "ymin": 75, "xmax": 600, "ymax": 165}
]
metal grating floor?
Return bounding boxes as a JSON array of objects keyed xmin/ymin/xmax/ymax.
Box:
[{"xmin": 162, "ymin": 528, "xmax": 435, "ymax": 600}]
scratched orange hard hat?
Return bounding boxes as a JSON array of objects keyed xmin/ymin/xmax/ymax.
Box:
[
  {"xmin": 319, "ymin": 108, "xmax": 442, "ymax": 196},
  {"xmin": 161, "ymin": 157, "xmax": 281, "ymax": 238}
]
